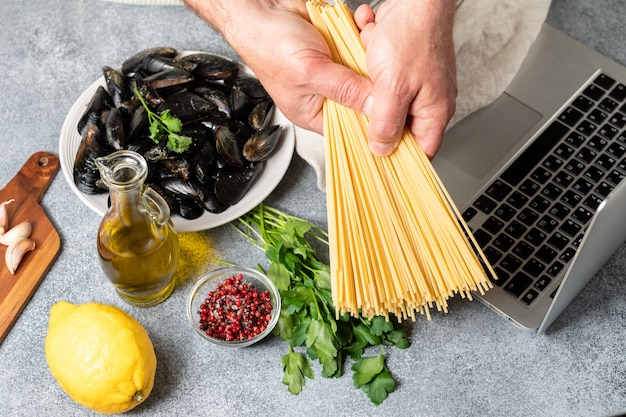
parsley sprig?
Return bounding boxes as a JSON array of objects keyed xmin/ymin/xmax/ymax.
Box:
[
  {"xmin": 132, "ymin": 87, "xmax": 192, "ymax": 153},
  {"xmin": 233, "ymin": 204, "xmax": 409, "ymax": 405}
]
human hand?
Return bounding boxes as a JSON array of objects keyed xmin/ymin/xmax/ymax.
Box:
[
  {"xmin": 183, "ymin": 0, "xmax": 373, "ymax": 138},
  {"xmin": 354, "ymin": 0, "xmax": 458, "ymax": 158}
]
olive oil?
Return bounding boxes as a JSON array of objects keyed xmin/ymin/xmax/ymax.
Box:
[{"xmin": 95, "ymin": 150, "xmax": 179, "ymax": 307}]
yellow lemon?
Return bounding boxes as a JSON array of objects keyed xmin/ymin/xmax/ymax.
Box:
[{"xmin": 45, "ymin": 301, "xmax": 157, "ymax": 414}]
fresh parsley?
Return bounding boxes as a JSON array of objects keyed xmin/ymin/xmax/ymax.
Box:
[
  {"xmin": 233, "ymin": 204, "xmax": 410, "ymax": 405},
  {"xmin": 132, "ymin": 87, "xmax": 192, "ymax": 153}
]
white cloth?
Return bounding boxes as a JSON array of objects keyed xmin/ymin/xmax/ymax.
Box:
[{"xmin": 296, "ymin": 0, "xmax": 553, "ymax": 191}]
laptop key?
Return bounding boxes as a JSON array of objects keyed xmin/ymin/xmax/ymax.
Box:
[
  {"xmin": 517, "ymin": 208, "xmax": 539, "ymax": 226},
  {"xmin": 537, "ymin": 215, "xmax": 558, "ymax": 233},
  {"xmin": 500, "ymin": 254, "xmax": 523, "ymax": 273},
  {"xmin": 534, "ymin": 276, "xmax": 552, "ymax": 291},
  {"xmin": 583, "ymin": 193, "xmax": 603, "ymax": 210},
  {"xmin": 547, "ymin": 261, "xmax": 565, "ymax": 277},
  {"xmin": 588, "ymin": 135, "xmax": 609, "ymax": 151},
  {"xmin": 492, "ymin": 233, "xmax": 515, "ymax": 252},
  {"xmin": 565, "ymin": 132, "xmax": 586, "ymax": 148},
  {"xmin": 593, "ymin": 73, "xmax": 616, "ymax": 90},
  {"xmin": 609, "ymin": 112, "xmax": 626, "ymax": 128},
  {"xmin": 558, "ymin": 106, "xmax": 584, "ymax": 127},
  {"xmin": 595, "ymin": 154, "xmax": 616, "ymax": 169},
  {"xmin": 519, "ymin": 179, "xmax": 540, "ymax": 196},
  {"xmin": 559, "ymin": 219, "xmax": 582, "ymax": 237},
  {"xmin": 473, "ymin": 195, "xmax": 497, "ymax": 214},
  {"xmin": 572, "ymin": 95, "xmax": 594, "ymax": 112},
  {"xmin": 599, "ymin": 96, "xmax": 619, "ymax": 113},
  {"xmin": 560, "ymin": 247, "xmax": 577, "ymax": 263},
  {"xmin": 485, "ymin": 179, "xmax": 512, "ymax": 201},
  {"xmin": 573, "ymin": 178, "xmax": 594, "ymax": 195},
  {"xmin": 506, "ymin": 191, "xmax": 528, "ymax": 208},
  {"xmin": 547, "ymin": 202, "xmax": 571, "ymax": 220},
  {"xmin": 576, "ymin": 147, "xmax": 597, "ymax": 163},
  {"xmin": 606, "ymin": 169, "xmax": 625, "ymax": 185},
  {"xmin": 520, "ymin": 289, "xmax": 539, "ymax": 305},
  {"xmin": 505, "ymin": 220, "xmax": 528, "ymax": 239},
  {"xmin": 583, "ymin": 84, "xmax": 605, "ymax": 101},
  {"xmin": 547, "ymin": 232, "xmax": 570, "ymax": 251},
  {"xmin": 494, "ymin": 203, "xmax": 516, "ymax": 222},
  {"xmin": 504, "ymin": 272, "xmax": 533, "ymax": 298},
  {"xmin": 512, "ymin": 241, "xmax": 534, "ymax": 259},
  {"xmin": 609, "ymin": 83, "xmax": 626, "ymax": 101},
  {"xmin": 583, "ymin": 166, "xmax": 605, "ymax": 182},
  {"xmin": 521, "ymin": 289, "xmax": 539, "ymax": 305},
  {"xmin": 560, "ymin": 190, "xmax": 583, "ymax": 207},
  {"xmin": 473, "ymin": 228, "xmax": 492, "ymax": 248},
  {"xmin": 536, "ymin": 245, "xmax": 558, "ymax": 263},
  {"xmin": 523, "ymin": 258, "xmax": 546, "ymax": 276},
  {"xmin": 462, "ymin": 207, "xmax": 477, "ymax": 222},
  {"xmin": 572, "ymin": 206, "xmax": 594, "ymax": 224},
  {"xmin": 525, "ymin": 227, "xmax": 547, "ymax": 245}
]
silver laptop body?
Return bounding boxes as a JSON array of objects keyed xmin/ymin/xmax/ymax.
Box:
[{"xmin": 433, "ymin": 24, "xmax": 626, "ymax": 333}]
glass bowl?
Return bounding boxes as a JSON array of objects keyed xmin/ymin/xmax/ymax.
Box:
[{"xmin": 186, "ymin": 266, "xmax": 281, "ymax": 347}]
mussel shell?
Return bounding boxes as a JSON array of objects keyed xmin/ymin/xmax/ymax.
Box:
[
  {"xmin": 177, "ymin": 198, "xmax": 205, "ymax": 220},
  {"xmin": 214, "ymin": 162, "xmax": 263, "ymax": 206},
  {"xmin": 103, "ymin": 66, "xmax": 133, "ymax": 110},
  {"xmin": 200, "ymin": 180, "xmax": 228, "ymax": 213},
  {"xmin": 121, "ymin": 46, "xmax": 178, "ymax": 75},
  {"xmin": 104, "ymin": 107, "xmax": 125, "ymax": 150},
  {"xmin": 242, "ymin": 124, "xmax": 282, "ymax": 162},
  {"xmin": 77, "ymin": 85, "xmax": 113, "ymax": 136},
  {"xmin": 141, "ymin": 54, "xmax": 197, "ymax": 74},
  {"xmin": 157, "ymin": 90, "xmax": 215, "ymax": 122},
  {"xmin": 248, "ymin": 98, "xmax": 275, "ymax": 131},
  {"xmin": 215, "ymin": 121, "xmax": 251, "ymax": 167},
  {"xmin": 225, "ymin": 75, "xmax": 268, "ymax": 99},
  {"xmin": 143, "ymin": 68, "xmax": 195, "ymax": 90},
  {"xmin": 160, "ymin": 178, "xmax": 205, "ymax": 202},
  {"xmin": 179, "ymin": 53, "xmax": 239, "ymax": 80}
]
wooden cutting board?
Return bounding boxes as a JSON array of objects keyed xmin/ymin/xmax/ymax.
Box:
[{"xmin": 0, "ymin": 152, "xmax": 60, "ymax": 345}]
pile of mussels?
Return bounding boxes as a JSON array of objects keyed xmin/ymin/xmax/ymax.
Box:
[{"xmin": 73, "ymin": 47, "xmax": 283, "ymax": 220}]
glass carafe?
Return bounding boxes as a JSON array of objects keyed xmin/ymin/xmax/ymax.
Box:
[{"xmin": 95, "ymin": 150, "xmax": 179, "ymax": 307}]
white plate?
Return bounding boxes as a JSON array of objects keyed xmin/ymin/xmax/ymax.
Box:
[{"xmin": 59, "ymin": 52, "xmax": 295, "ymax": 233}]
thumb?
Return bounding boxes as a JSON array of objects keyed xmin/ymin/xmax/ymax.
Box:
[{"xmin": 314, "ymin": 62, "xmax": 373, "ymax": 117}]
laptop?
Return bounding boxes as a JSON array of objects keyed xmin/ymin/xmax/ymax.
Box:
[{"xmin": 432, "ymin": 23, "xmax": 626, "ymax": 333}]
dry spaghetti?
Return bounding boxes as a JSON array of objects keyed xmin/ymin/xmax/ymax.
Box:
[{"xmin": 306, "ymin": 0, "xmax": 495, "ymax": 321}]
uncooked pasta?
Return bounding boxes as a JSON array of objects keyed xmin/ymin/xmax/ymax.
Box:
[{"xmin": 306, "ymin": 0, "xmax": 495, "ymax": 320}]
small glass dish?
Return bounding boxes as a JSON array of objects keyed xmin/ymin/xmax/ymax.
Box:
[{"xmin": 186, "ymin": 266, "xmax": 281, "ymax": 347}]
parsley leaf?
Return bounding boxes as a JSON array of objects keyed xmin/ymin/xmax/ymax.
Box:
[
  {"xmin": 281, "ymin": 349, "xmax": 314, "ymax": 395},
  {"xmin": 133, "ymin": 88, "xmax": 192, "ymax": 153}
]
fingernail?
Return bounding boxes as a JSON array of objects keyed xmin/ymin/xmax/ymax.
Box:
[
  {"xmin": 363, "ymin": 95, "xmax": 373, "ymax": 116},
  {"xmin": 369, "ymin": 140, "xmax": 397, "ymax": 156}
]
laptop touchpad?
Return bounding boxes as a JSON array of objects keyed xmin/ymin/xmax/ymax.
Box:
[{"xmin": 440, "ymin": 93, "xmax": 542, "ymax": 180}]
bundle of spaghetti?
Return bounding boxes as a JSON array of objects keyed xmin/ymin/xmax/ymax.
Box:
[{"xmin": 306, "ymin": 1, "xmax": 495, "ymax": 321}]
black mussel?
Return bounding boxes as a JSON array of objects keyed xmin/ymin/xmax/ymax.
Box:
[
  {"xmin": 157, "ymin": 91, "xmax": 215, "ymax": 122},
  {"xmin": 230, "ymin": 86, "xmax": 253, "ymax": 117},
  {"xmin": 77, "ymin": 86, "xmax": 113, "ymax": 136},
  {"xmin": 160, "ymin": 157, "xmax": 191, "ymax": 180},
  {"xmin": 200, "ymin": 180, "xmax": 228, "ymax": 213},
  {"xmin": 179, "ymin": 53, "xmax": 239, "ymax": 80},
  {"xmin": 143, "ymin": 144, "xmax": 171, "ymax": 163},
  {"xmin": 191, "ymin": 138, "xmax": 217, "ymax": 184},
  {"xmin": 225, "ymin": 75, "xmax": 268, "ymax": 99},
  {"xmin": 103, "ymin": 66, "xmax": 133, "ymax": 110},
  {"xmin": 242, "ymin": 124, "xmax": 282, "ymax": 162},
  {"xmin": 132, "ymin": 73, "xmax": 165, "ymax": 108},
  {"xmin": 248, "ymin": 98, "xmax": 275, "ymax": 131},
  {"xmin": 143, "ymin": 68, "xmax": 195, "ymax": 90},
  {"xmin": 214, "ymin": 162, "xmax": 263, "ymax": 206},
  {"xmin": 73, "ymin": 124, "xmax": 109, "ymax": 194},
  {"xmin": 194, "ymin": 87, "xmax": 232, "ymax": 118},
  {"xmin": 104, "ymin": 107, "xmax": 125, "ymax": 151},
  {"xmin": 146, "ymin": 181, "xmax": 179, "ymax": 214},
  {"xmin": 121, "ymin": 46, "xmax": 178, "ymax": 75},
  {"xmin": 215, "ymin": 121, "xmax": 251, "ymax": 167},
  {"xmin": 127, "ymin": 106, "xmax": 150, "ymax": 144},
  {"xmin": 159, "ymin": 178, "xmax": 204, "ymax": 202},
  {"xmin": 141, "ymin": 54, "xmax": 197, "ymax": 75},
  {"xmin": 177, "ymin": 198, "xmax": 205, "ymax": 220}
]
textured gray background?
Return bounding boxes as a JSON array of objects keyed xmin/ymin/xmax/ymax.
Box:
[{"xmin": 1, "ymin": 1, "xmax": 625, "ymax": 416}]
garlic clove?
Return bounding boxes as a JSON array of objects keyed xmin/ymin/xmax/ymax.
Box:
[
  {"xmin": 0, "ymin": 220, "xmax": 32, "ymax": 246},
  {"xmin": 5, "ymin": 237, "xmax": 36, "ymax": 275},
  {"xmin": 0, "ymin": 199, "xmax": 15, "ymax": 235}
]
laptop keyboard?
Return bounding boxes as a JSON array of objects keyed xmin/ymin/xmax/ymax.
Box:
[{"xmin": 463, "ymin": 72, "xmax": 626, "ymax": 306}]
